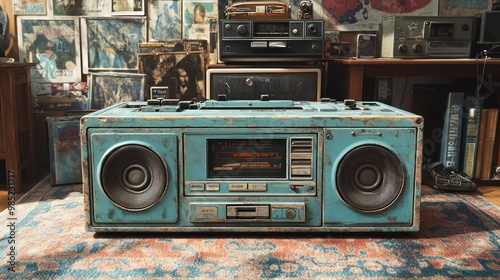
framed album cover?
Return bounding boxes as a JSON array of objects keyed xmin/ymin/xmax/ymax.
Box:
[
  {"xmin": 17, "ymin": 16, "xmax": 81, "ymax": 82},
  {"xmin": 182, "ymin": 0, "xmax": 218, "ymax": 64},
  {"xmin": 13, "ymin": 0, "xmax": 46, "ymax": 15},
  {"xmin": 81, "ymin": 17, "xmax": 147, "ymax": 74},
  {"xmin": 148, "ymin": 0, "xmax": 182, "ymax": 40},
  {"xmin": 138, "ymin": 51, "xmax": 206, "ymax": 101},
  {"xmin": 88, "ymin": 72, "xmax": 146, "ymax": 109},
  {"xmin": 49, "ymin": 0, "xmax": 111, "ymax": 16},
  {"xmin": 111, "ymin": 0, "xmax": 145, "ymax": 15},
  {"xmin": 139, "ymin": 39, "xmax": 209, "ymax": 65}
]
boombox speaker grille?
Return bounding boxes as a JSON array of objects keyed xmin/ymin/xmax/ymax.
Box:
[
  {"xmin": 101, "ymin": 145, "xmax": 168, "ymax": 211},
  {"xmin": 336, "ymin": 145, "xmax": 404, "ymax": 212}
]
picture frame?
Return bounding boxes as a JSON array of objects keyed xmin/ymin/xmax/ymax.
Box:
[
  {"xmin": 17, "ymin": 16, "xmax": 82, "ymax": 82},
  {"xmin": 111, "ymin": 0, "xmax": 145, "ymax": 15},
  {"xmin": 148, "ymin": 0, "xmax": 182, "ymax": 40},
  {"xmin": 182, "ymin": 0, "xmax": 218, "ymax": 64},
  {"xmin": 49, "ymin": 0, "xmax": 111, "ymax": 16},
  {"xmin": 88, "ymin": 72, "xmax": 146, "ymax": 109},
  {"xmin": 138, "ymin": 51, "xmax": 206, "ymax": 101},
  {"xmin": 13, "ymin": 0, "xmax": 47, "ymax": 15},
  {"xmin": 81, "ymin": 17, "xmax": 147, "ymax": 74},
  {"xmin": 138, "ymin": 39, "xmax": 209, "ymax": 65}
]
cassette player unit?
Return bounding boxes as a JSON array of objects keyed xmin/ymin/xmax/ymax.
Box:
[
  {"xmin": 81, "ymin": 98, "xmax": 423, "ymax": 233},
  {"xmin": 219, "ymin": 19, "xmax": 324, "ymax": 62},
  {"xmin": 381, "ymin": 16, "xmax": 474, "ymax": 58}
]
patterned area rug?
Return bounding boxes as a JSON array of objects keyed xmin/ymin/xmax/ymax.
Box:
[{"xmin": 1, "ymin": 176, "xmax": 499, "ymax": 279}]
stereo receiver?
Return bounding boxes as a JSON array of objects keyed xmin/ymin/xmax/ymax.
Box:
[
  {"xmin": 81, "ymin": 98, "xmax": 423, "ymax": 232},
  {"xmin": 219, "ymin": 19, "xmax": 324, "ymax": 62},
  {"xmin": 381, "ymin": 16, "xmax": 474, "ymax": 58}
]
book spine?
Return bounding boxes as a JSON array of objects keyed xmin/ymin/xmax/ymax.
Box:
[
  {"xmin": 460, "ymin": 97, "xmax": 484, "ymax": 178},
  {"xmin": 474, "ymin": 109, "xmax": 489, "ymax": 179},
  {"xmin": 461, "ymin": 109, "xmax": 481, "ymax": 178},
  {"xmin": 440, "ymin": 92, "xmax": 464, "ymax": 171},
  {"xmin": 479, "ymin": 108, "xmax": 499, "ymax": 180}
]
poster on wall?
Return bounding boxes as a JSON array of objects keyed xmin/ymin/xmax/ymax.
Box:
[
  {"xmin": 88, "ymin": 72, "xmax": 146, "ymax": 109},
  {"xmin": 49, "ymin": 0, "xmax": 112, "ymax": 16},
  {"xmin": 111, "ymin": 0, "xmax": 145, "ymax": 15},
  {"xmin": 17, "ymin": 17, "xmax": 81, "ymax": 82},
  {"xmin": 81, "ymin": 17, "xmax": 147, "ymax": 73},
  {"xmin": 138, "ymin": 51, "xmax": 206, "ymax": 101},
  {"xmin": 439, "ymin": 0, "xmax": 492, "ymax": 16},
  {"xmin": 13, "ymin": 0, "xmax": 46, "ymax": 15},
  {"xmin": 149, "ymin": 0, "xmax": 182, "ymax": 40},
  {"xmin": 322, "ymin": 0, "xmax": 439, "ymax": 31},
  {"xmin": 182, "ymin": 0, "xmax": 218, "ymax": 64}
]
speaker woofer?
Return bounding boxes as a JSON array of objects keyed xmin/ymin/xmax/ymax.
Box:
[
  {"xmin": 336, "ymin": 145, "xmax": 405, "ymax": 212},
  {"xmin": 100, "ymin": 145, "xmax": 167, "ymax": 211}
]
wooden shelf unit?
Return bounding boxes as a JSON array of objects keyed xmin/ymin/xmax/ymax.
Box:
[{"xmin": 0, "ymin": 63, "xmax": 37, "ymax": 193}]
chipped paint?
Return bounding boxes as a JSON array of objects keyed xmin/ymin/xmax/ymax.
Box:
[{"xmin": 81, "ymin": 100, "xmax": 423, "ymax": 233}]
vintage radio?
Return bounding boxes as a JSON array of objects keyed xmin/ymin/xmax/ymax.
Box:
[
  {"xmin": 206, "ymin": 68, "xmax": 321, "ymax": 101},
  {"xmin": 381, "ymin": 16, "xmax": 474, "ymax": 58},
  {"xmin": 81, "ymin": 98, "xmax": 423, "ymax": 232},
  {"xmin": 224, "ymin": 1, "xmax": 291, "ymax": 19},
  {"xmin": 219, "ymin": 19, "xmax": 324, "ymax": 62}
]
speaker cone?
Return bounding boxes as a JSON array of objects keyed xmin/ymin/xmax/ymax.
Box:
[
  {"xmin": 336, "ymin": 145, "xmax": 405, "ymax": 212},
  {"xmin": 101, "ymin": 145, "xmax": 167, "ymax": 211}
]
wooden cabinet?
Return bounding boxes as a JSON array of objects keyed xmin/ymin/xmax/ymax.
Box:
[
  {"xmin": 330, "ymin": 58, "xmax": 500, "ymax": 101},
  {"xmin": 0, "ymin": 63, "xmax": 36, "ymax": 193}
]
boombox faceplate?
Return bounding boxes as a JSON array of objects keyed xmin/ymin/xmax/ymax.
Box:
[{"xmin": 81, "ymin": 99, "xmax": 423, "ymax": 232}]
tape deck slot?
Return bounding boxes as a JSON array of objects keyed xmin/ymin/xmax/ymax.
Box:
[{"xmin": 226, "ymin": 205, "xmax": 270, "ymax": 219}]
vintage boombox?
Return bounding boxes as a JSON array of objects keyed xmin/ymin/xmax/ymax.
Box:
[
  {"xmin": 219, "ymin": 19, "xmax": 324, "ymax": 62},
  {"xmin": 206, "ymin": 67, "xmax": 321, "ymax": 101},
  {"xmin": 381, "ymin": 16, "xmax": 474, "ymax": 58},
  {"xmin": 81, "ymin": 98, "xmax": 423, "ymax": 232}
]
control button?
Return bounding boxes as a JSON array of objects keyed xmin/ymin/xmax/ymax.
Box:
[
  {"xmin": 205, "ymin": 183, "xmax": 220, "ymax": 191},
  {"xmin": 237, "ymin": 25, "xmax": 247, "ymax": 35},
  {"xmin": 412, "ymin": 44, "xmax": 423, "ymax": 53},
  {"xmin": 285, "ymin": 209, "xmax": 297, "ymax": 219},
  {"xmin": 398, "ymin": 44, "xmax": 408, "ymax": 54},
  {"xmin": 195, "ymin": 207, "xmax": 218, "ymax": 220},
  {"xmin": 229, "ymin": 183, "xmax": 248, "ymax": 191},
  {"xmin": 292, "ymin": 28, "xmax": 298, "ymax": 34},
  {"xmin": 248, "ymin": 183, "xmax": 267, "ymax": 191},
  {"xmin": 291, "ymin": 168, "xmax": 311, "ymax": 176},
  {"xmin": 190, "ymin": 183, "xmax": 205, "ymax": 191}
]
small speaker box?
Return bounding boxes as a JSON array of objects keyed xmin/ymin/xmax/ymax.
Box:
[{"xmin": 206, "ymin": 67, "xmax": 321, "ymax": 101}]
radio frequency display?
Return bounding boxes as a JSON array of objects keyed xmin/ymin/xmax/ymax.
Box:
[{"xmin": 207, "ymin": 139, "xmax": 287, "ymax": 178}]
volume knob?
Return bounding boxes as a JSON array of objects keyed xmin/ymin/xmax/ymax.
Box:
[
  {"xmin": 398, "ymin": 44, "xmax": 408, "ymax": 54},
  {"xmin": 237, "ymin": 25, "xmax": 248, "ymax": 35},
  {"xmin": 412, "ymin": 44, "xmax": 423, "ymax": 53}
]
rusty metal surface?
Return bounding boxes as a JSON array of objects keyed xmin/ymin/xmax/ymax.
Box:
[{"xmin": 80, "ymin": 100, "xmax": 423, "ymax": 232}]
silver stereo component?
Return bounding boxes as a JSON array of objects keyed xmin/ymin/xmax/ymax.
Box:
[{"xmin": 381, "ymin": 16, "xmax": 474, "ymax": 58}]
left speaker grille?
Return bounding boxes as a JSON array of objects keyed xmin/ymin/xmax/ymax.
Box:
[{"xmin": 100, "ymin": 145, "xmax": 168, "ymax": 211}]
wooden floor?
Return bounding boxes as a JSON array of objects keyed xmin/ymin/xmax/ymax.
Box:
[{"xmin": 1, "ymin": 169, "xmax": 499, "ymax": 212}]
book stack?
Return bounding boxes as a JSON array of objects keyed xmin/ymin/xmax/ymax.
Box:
[
  {"xmin": 411, "ymin": 85, "xmax": 499, "ymax": 182},
  {"xmin": 441, "ymin": 94, "xmax": 499, "ymax": 181}
]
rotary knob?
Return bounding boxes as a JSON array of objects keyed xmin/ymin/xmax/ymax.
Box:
[
  {"xmin": 285, "ymin": 209, "xmax": 296, "ymax": 219},
  {"xmin": 398, "ymin": 44, "xmax": 408, "ymax": 54},
  {"xmin": 307, "ymin": 24, "xmax": 317, "ymax": 34},
  {"xmin": 237, "ymin": 25, "xmax": 248, "ymax": 35},
  {"xmin": 412, "ymin": 44, "xmax": 423, "ymax": 53}
]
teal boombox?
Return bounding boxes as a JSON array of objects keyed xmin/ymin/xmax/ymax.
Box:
[{"xmin": 81, "ymin": 98, "xmax": 423, "ymax": 232}]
